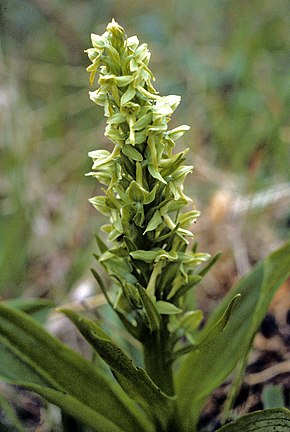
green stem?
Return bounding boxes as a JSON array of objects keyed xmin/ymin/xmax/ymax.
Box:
[
  {"xmin": 143, "ymin": 321, "xmax": 188, "ymax": 432},
  {"xmin": 143, "ymin": 318, "xmax": 174, "ymax": 396}
]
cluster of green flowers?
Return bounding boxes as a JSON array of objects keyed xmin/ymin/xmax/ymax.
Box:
[{"xmin": 86, "ymin": 20, "xmax": 209, "ymax": 331}]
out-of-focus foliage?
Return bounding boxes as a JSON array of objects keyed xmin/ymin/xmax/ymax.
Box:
[{"xmin": 0, "ymin": 0, "xmax": 289, "ymax": 298}]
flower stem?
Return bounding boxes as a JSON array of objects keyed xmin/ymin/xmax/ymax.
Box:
[
  {"xmin": 143, "ymin": 317, "xmax": 174, "ymax": 396},
  {"xmin": 143, "ymin": 321, "xmax": 188, "ymax": 432}
]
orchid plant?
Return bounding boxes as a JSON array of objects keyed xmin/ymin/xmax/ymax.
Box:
[
  {"xmin": 0, "ymin": 20, "xmax": 289, "ymax": 432},
  {"xmin": 85, "ymin": 18, "xmax": 211, "ymax": 397}
]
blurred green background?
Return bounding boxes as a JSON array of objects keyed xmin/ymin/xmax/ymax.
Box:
[{"xmin": 1, "ymin": 0, "xmax": 290, "ymax": 302}]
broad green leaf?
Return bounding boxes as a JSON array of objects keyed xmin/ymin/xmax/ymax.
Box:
[
  {"xmin": 216, "ymin": 408, "xmax": 290, "ymax": 431},
  {"xmin": 60, "ymin": 309, "xmax": 174, "ymax": 429},
  {"xmin": 4, "ymin": 298, "xmax": 54, "ymax": 323},
  {"xmin": 196, "ymin": 294, "xmax": 241, "ymax": 345},
  {"xmin": 0, "ymin": 344, "xmax": 110, "ymax": 432},
  {"xmin": 14, "ymin": 383, "xmax": 129, "ymax": 432},
  {"xmin": 0, "ymin": 340, "xmax": 49, "ymax": 384},
  {"xmin": 170, "ymin": 295, "xmax": 240, "ymax": 363},
  {"xmin": 176, "ymin": 241, "xmax": 290, "ymax": 430},
  {"xmin": 0, "ymin": 303, "xmax": 153, "ymax": 432}
]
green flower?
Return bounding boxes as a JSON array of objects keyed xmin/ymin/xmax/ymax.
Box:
[{"xmin": 87, "ymin": 19, "xmax": 209, "ymax": 326}]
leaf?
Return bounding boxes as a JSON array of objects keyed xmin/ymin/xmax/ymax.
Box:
[
  {"xmin": 95, "ymin": 233, "xmax": 108, "ymax": 254},
  {"xmin": 197, "ymin": 251, "xmax": 222, "ymax": 277},
  {"xmin": 197, "ymin": 294, "xmax": 241, "ymax": 345},
  {"xmin": 216, "ymin": 408, "xmax": 290, "ymax": 431},
  {"xmin": 90, "ymin": 268, "xmax": 141, "ymax": 340},
  {"xmin": 0, "ymin": 346, "xmax": 112, "ymax": 432},
  {"xmin": 16, "ymin": 383, "xmax": 129, "ymax": 432},
  {"xmin": 176, "ymin": 241, "xmax": 290, "ymax": 430},
  {"xmin": 3, "ymin": 298, "xmax": 54, "ymax": 323},
  {"xmin": 134, "ymin": 129, "xmax": 147, "ymax": 144},
  {"xmin": 0, "ymin": 303, "xmax": 153, "ymax": 432},
  {"xmin": 170, "ymin": 295, "xmax": 240, "ymax": 363},
  {"xmin": 60, "ymin": 309, "xmax": 174, "ymax": 429},
  {"xmin": 136, "ymin": 284, "xmax": 161, "ymax": 332}
]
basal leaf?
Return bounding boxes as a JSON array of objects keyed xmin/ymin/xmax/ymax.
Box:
[
  {"xmin": 11, "ymin": 383, "xmax": 129, "ymax": 432},
  {"xmin": 216, "ymin": 408, "xmax": 290, "ymax": 432},
  {"xmin": 60, "ymin": 309, "xmax": 174, "ymax": 429},
  {"xmin": 170, "ymin": 295, "xmax": 240, "ymax": 363},
  {"xmin": 196, "ymin": 294, "xmax": 241, "ymax": 345},
  {"xmin": 176, "ymin": 241, "xmax": 290, "ymax": 430},
  {"xmin": 3, "ymin": 298, "xmax": 54, "ymax": 324},
  {"xmin": 0, "ymin": 303, "xmax": 154, "ymax": 432}
]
